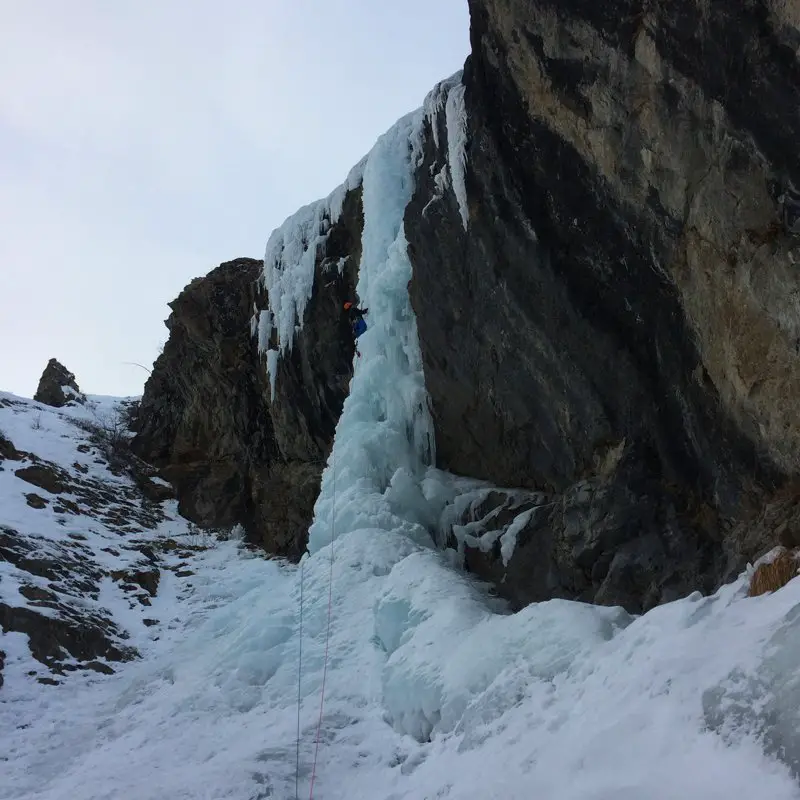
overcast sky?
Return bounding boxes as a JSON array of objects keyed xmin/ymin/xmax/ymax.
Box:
[{"xmin": 1, "ymin": 1, "xmax": 470, "ymax": 398}]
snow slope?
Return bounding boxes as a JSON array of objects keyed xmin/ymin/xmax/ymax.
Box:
[
  {"xmin": 4, "ymin": 74, "xmax": 800, "ymax": 800},
  {"xmin": 0, "ymin": 393, "xmax": 173, "ymax": 685}
]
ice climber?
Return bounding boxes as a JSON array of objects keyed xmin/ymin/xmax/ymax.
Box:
[{"xmin": 344, "ymin": 301, "xmax": 368, "ymax": 357}]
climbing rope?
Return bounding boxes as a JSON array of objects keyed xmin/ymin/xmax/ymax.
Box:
[
  {"xmin": 308, "ymin": 450, "xmax": 336, "ymax": 799},
  {"xmin": 295, "ymin": 449, "xmax": 336, "ymax": 800},
  {"xmin": 295, "ymin": 559, "xmax": 304, "ymax": 800}
]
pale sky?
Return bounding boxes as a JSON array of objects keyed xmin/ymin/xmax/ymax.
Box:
[{"xmin": 0, "ymin": 1, "xmax": 469, "ymax": 398}]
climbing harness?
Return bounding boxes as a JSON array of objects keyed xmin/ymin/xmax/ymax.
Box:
[{"xmin": 296, "ymin": 450, "xmax": 336, "ymax": 800}]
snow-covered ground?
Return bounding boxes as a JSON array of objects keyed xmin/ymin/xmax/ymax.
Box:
[
  {"xmin": 4, "ymin": 75, "xmax": 800, "ymax": 799},
  {"xmin": 0, "ymin": 391, "xmax": 208, "ymax": 683}
]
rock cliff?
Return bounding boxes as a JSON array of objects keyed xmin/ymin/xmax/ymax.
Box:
[
  {"xmin": 135, "ymin": 0, "xmax": 800, "ymax": 611},
  {"xmin": 132, "ymin": 192, "xmax": 362, "ymax": 559},
  {"xmin": 407, "ymin": 0, "xmax": 800, "ymax": 611}
]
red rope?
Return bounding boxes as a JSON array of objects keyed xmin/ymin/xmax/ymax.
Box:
[{"xmin": 308, "ymin": 456, "xmax": 336, "ymax": 799}]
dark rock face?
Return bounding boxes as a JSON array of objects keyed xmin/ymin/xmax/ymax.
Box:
[
  {"xmin": 447, "ymin": 443, "xmax": 726, "ymax": 612},
  {"xmin": 133, "ymin": 196, "xmax": 363, "ymax": 559},
  {"xmin": 110, "ymin": 568, "xmax": 160, "ymax": 597},
  {"xmin": 15, "ymin": 464, "xmax": 68, "ymax": 495},
  {"xmin": 406, "ymin": 0, "xmax": 800, "ymax": 611},
  {"xmin": 132, "ymin": 258, "xmax": 279, "ymax": 539},
  {"xmin": 34, "ymin": 358, "xmax": 85, "ymax": 408},
  {"xmin": 0, "ymin": 432, "xmax": 23, "ymax": 463},
  {"xmin": 25, "ymin": 493, "xmax": 48, "ymax": 509}
]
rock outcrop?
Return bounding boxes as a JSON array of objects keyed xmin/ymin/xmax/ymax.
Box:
[
  {"xmin": 133, "ymin": 199, "xmax": 362, "ymax": 558},
  {"xmin": 749, "ymin": 547, "xmax": 800, "ymax": 597},
  {"xmin": 34, "ymin": 359, "xmax": 85, "ymax": 408},
  {"xmin": 132, "ymin": 258, "xmax": 275, "ymax": 537}
]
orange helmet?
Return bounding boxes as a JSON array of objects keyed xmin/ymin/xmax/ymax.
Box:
[{"xmin": 343, "ymin": 302, "xmax": 353, "ymax": 310}]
